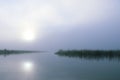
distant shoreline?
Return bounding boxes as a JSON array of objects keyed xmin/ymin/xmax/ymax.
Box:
[
  {"xmin": 0, "ymin": 49, "xmax": 42, "ymax": 56},
  {"xmin": 0, "ymin": 49, "xmax": 41, "ymax": 53}
]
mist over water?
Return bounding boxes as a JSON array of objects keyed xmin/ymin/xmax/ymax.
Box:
[{"xmin": 0, "ymin": 0, "xmax": 120, "ymax": 80}]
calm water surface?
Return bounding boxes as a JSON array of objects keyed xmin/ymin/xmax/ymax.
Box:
[{"xmin": 0, "ymin": 52, "xmax": 120, "ymax": 80}]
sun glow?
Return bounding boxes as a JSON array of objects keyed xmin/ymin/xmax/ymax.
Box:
[{"xmin": 21, "ymin": 29, "xmax": 36, "ymax": 42}]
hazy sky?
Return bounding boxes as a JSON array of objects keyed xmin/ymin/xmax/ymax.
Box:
[{"xmin": 0, "ymin": 0, "xmax": 120, "ymax": 51}]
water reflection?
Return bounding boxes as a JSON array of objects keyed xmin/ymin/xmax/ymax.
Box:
[
  {"xmin": 0, "ymin": 51, "xmax": 120, "ymax": 80},
  {"xmin": 55, "ymin": 50, "xmax": 120, "ymax": 61},
  {"xmin": 22, "ymin": 62, "xmax": 33, "ymax": 72}
]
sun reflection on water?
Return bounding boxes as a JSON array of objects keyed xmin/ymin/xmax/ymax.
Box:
[{"xmin": 22, "ymin": 62, "xmax": 34, "ymax": 72}]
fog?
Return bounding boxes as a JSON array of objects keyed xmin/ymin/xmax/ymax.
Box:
[{"xmin": 0, "ymin": 0, "xmax": 120, "ymax": 51}]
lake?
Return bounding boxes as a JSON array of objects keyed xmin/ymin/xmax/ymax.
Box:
[{"xmin": 0, "ymin": 52, "xmax": 120, "ymax": 80}]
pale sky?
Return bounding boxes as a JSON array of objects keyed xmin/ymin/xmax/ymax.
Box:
[{"xmin": 0, "ymin": 0, "xmax": 120, "ymax": 51}]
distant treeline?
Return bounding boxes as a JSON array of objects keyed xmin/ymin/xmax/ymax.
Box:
[
  {"xmin": 55, "ymin": 50, "xmax": 120, "ymax": 60},
  {"xmin": 0, "ymin": 49, "xmax": 40, "ymax": 56}
]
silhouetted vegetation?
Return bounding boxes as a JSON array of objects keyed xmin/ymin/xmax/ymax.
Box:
[
  {"xmin": 55, "ymin": 50, "xmax": 120, "ymax": 60},
  {"xmin": 0, "ymin": 49, "xmax": 41, "ymax": 57}
]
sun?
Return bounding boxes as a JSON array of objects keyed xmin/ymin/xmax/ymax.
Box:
[{"xmin": 21, "ymin": 29, "xmax": 36, "ymax": 42}]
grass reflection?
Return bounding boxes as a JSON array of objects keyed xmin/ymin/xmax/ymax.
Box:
[{"xmin": 55, "ymin": 50, "xmax": 120, "ymax": 60}]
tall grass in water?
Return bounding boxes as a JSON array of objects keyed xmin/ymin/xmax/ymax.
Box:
[{"xmin": 55, "ymin": 50, "xmax": 120, "ymax": 60}]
